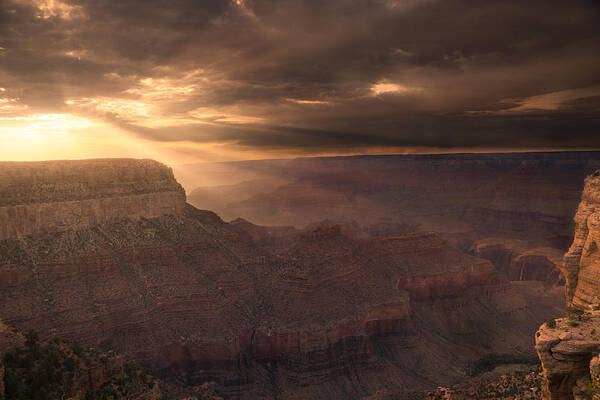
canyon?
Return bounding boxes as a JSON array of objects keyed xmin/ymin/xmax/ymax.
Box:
[
  {"xmin": 0, "ymin": 157, "xmax": 574, "ymax": 399},
  {"xmin": 183, "ymin": 152, "xmax": 600, "ymax": 289},
  {"xmin": 183, "ymin": 152, "xmax": 600, "ymax": 242}
]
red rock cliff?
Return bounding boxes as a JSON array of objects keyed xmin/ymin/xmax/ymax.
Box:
[
  {"xmin": 536, "ymin": 170, "xmax": 600, "ymax": 400},
  {"xmin": 563, "ymin": 170, "xmax": 600, "ymax": 308},
  {"xmin": 0, "ymin": 159, "xmax": 185, "ymax": 240}
]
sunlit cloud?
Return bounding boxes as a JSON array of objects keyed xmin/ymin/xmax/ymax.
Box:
[
  {"xmin": 125, "ymin": 71, "xmax": 205, "ymax": 101},
  {"xmin": 286, "ymin": 98, "xmax": 330, "ymax": 105},
  {"xmin": 507, "ymin": 87, "xmax": 600, "ymax": 112},
  {"xmin": 371, "ymin": 82, "xmax": 423, "ymax": 96},
  {"xmin": 0, "ymin": 97, "xmax": 28, "ymax": 113},
  {"xmin": 63, "ymin": 50, "xmax": 87, "ymax": 60},
  {"xmin": 66, "ymin": 97, "xmax": 154, "ymax": 119},
  {"xmin": 126, "ymin": 78, "xmax": 196, "ymax": 100},
  {"xmin": 216, "ymin": 115, "xmax": 265, "ymax": 124},
  {"xmin": 232, "ymin": 0, "xmax": 258, "ymax": 19},
  {"xmin": 18, "ymin": 0, "xmax": 82, "ymax": 19},
  {"xmin": 470, "ymin": 86, "xmax": 600, "ymax": 115},
  {"xmin": 188, "ymin": 108, "xmax": 265, "ymax": 124}
]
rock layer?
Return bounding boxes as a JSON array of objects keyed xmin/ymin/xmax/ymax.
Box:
[
  {"xmin": 0, "ymin": 159, "xmax": 185, "ymax": 241},
  {"xmin": 185, "ymin": 152, "xmax": 600, "ymax": 244},
  {"xmin": 470, "ymin": 238, "xmax": 565, "ymax": 286},
  {"xmin": 564, "ymin": 170, "xmax": 600, "ymax": 308},
  {"xmin": 0, "ymin": 159, "xmax": 566, "ymax": 399},
  {"xmin": 536, "ymin": 311, "xmax": 600, "ymax": 400}
]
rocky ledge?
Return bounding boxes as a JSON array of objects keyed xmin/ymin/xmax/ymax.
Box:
[
  {"xmin": 536, "ymin": 310, "xmax": 600, "ymax": 400},
  {"xmin": 0, "ymin": 159, "xmax": 186, "ymax": 241}
]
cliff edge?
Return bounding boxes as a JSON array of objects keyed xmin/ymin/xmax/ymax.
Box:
[
  {"xmin": 536, "ymin": 170, "xmax": 600, "ymax": 400},
  {"xmin": 0, "ymin": 159, "xmax": 186, "ymax": 240},
  {"xmin": 564, "ymin": 170, "xmax": 600, "ymax": 308}
]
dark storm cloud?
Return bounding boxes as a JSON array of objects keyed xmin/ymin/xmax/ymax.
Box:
[{"xmin": 1, "ymin": 0, "xmax": 599, "ymax": 151}]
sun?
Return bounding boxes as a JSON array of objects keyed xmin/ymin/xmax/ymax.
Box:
[{"xmin": 0, "ymin": 113, "xmax": 162, "ymax": 162}]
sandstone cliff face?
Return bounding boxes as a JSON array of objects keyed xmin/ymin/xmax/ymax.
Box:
[
  {"xmin": 563, "ymin": 170, "xmax": 600, "ymax": 308},
  {"xmin": 536, "ymin": 170, "xmax": 600, "ymax": 400},
  {"xmin": 0, "ymin": 159, "xmax": 185, "ymax": 241}
]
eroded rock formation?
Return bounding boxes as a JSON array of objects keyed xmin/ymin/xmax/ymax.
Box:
[
  {"xmin": 536, "ymin": 311, "xmax": 600, "ymax": 400},
  {"xmin": 470, "ymin": 238, "xmax": 565, "ymax": 286},
  {"xmin": 536, "ymin": 170, "xmax": 600, "ymax": 400},
  {"xmin": 563, "ymin": 170, "xmax": 600, "ymax": 308},
  {"xmin": 0, "ymin": 159, "xmax": 565, "ymax": 399},
  {"xmin": 0, "ymin": 159, "xmax": 185, "ymax": 241}
]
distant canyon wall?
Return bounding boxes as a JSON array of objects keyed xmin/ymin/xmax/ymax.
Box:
[
  {"xmin": 0, "ymin": 159, "xmax": 186, "ymax": 240},
  {"xmin": 185, "ymin": 152, "xmax": 600, "ymax": 249}
]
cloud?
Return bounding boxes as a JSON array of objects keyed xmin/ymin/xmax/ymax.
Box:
[{"xmin": 0, "ymin": 0, "xmax": 599, "ymax": 158}]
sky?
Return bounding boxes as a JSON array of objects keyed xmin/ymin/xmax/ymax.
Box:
[{"xmin": 0, "ymin": 0, "xmax": 599, "ymax": 163}]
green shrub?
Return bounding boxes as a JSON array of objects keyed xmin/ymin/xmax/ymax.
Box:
[
  {"xmin": 567, "ymin": 306, "xmax": 585, "ymax": 320},
  {"xmin": 2, "ymin": 330, "xmax": 157, "ymax": 400},
  {"xmin": 584, "ymin": 380, "xmax": 599, "ymax": 398}
]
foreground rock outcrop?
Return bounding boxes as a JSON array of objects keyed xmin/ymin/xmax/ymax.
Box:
[
  {"xmin": 536, "ymin": 311, "xmax": 600, "ymax": 400},
  {"xmin": 536, "ymin": 170, "xmax": 600, "ymax": 400},
  {"xmin": 0, "ymin": 159, "xmax": 565, "ymax": 399}
]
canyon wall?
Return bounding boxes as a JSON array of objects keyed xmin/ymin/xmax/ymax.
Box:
[
  {"xmin": 536, "ymin": 170, "xmax": 600, "ymax": 400},
  {"xmin": 185, "ymin": 152, "xmax": 600, "ymax": 288},
  {"xmin": 185, "ymin": 152, "xmax": 600, "ymax": 244},
  {"xmin": 0, "ymin": 158, "xmax": 565, "ymax": 399},
  {"xmin": 470, "ymin": 238, "xmax": 565, "ymax": 286},
  {"xmin": 563, "ymin": 170, "xmax": 600, "ymax": 308},
  {"xmin": 0, "ymin": 159, "xmax": 186, "ymax": 241}
]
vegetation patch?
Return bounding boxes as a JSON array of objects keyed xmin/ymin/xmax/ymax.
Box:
[
  {"xmin": 467, "ymin": 354, "xmax": 540, "ymax": 377},
  {"xmin": 2, "ymin": 330, "xmax": 156, "ymax": 400}
]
